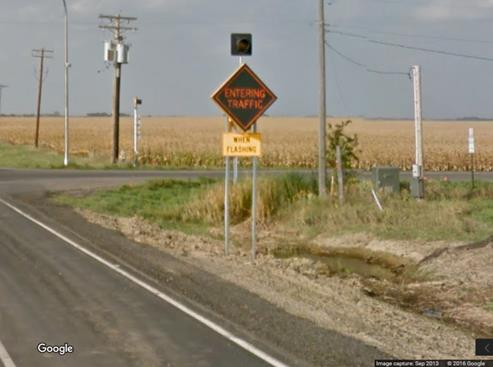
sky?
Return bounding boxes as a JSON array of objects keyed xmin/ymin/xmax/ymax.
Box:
[{"xmin": 2, "ymin": 0, "xmax": 493, "ymax": 118}]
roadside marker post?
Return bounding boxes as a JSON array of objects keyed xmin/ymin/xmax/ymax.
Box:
[
  {"xmin": 212, "ymin": 61, "xmax": 277, "ymax": 260},
  {"xmin": 411, "ymin": 65, "xmax": 425, "ymax": 199},
  {"xmin": 133, "ymin": 97, "xmax": 142, "ymax": 166},
  {"xmin": 336, "ymin": 145, "xmax": 344, "ymax": 205},
  {"xmin": 469, "ymin": 127, "xmax": 475, "ymax": 189}
]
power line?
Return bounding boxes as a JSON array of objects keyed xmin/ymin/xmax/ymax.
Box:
[
  {"xmin": 329, "ymin": 23, "xmax": 493, "ymax": 44},
  {"xmin": 366, "ymin": 68, "xmax": 410, "ymax": 77},
  {"xmin": 327, "ymin": 28, "xmax": 493, "ymax": 63},
  {"xmin": 326, "ymin": 42, "xmax": 409, "ymax": 76},
  {"xmin": 369, "ymin": 39, "xmax": 493, "ymax": 62},
  {"xmin": 325, "ymin": 42, "xmax": 366, "ymax": 67},
  {"xmin": 327, "ymin": 55, "xmax": 348, "ymax": 113},
  {"xmin": 325, "ymin": 29, "xmax": 367, "ymax": 39}
]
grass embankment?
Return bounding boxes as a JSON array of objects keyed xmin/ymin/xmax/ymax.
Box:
[
  {"xmin": 0, "ymin": 141, "xmax": 205, "ymax": 170},
  {"xmin": 0, "ymin": 142, "xmax": 69, "ymax": 168},
  {"xmin": 0, "ymin": 142, "xmax": 110, "ymax": 169},
  {"xmin": 56, "ymin": 174, "xmax": 493, "ymax": 243}
]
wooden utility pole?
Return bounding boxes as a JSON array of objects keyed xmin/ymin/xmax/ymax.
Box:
[
  {"xmin": 318, "ymin": 0, "xmax": 327, "ymax": 197},
  {"xmin": 32, "ymin": 48, "xmax": 53, "ymax": 148},
  {"xmin": 99, "ymin": 14, "xmax": 137, "ymax": 163},
  {"xmin": 112, "ymin": 62, "xmax": 122, "ymax": 163}
]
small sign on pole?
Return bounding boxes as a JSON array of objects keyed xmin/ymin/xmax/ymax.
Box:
[
  {"xmin": 469, "ymin": 128, "xmax": 475, "ymax": 188},
  {"xmin": 223, "ymin": 133, "xmax": 261, "ymax": 157},
  {"xmin": 468, "ymin": 128, "xmax": 475, "ymax": 154}
]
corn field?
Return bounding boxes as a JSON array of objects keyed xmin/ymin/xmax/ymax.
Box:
[{"xmin": 0, "ymin": 116, "xmax": 491, "ymax": 171}]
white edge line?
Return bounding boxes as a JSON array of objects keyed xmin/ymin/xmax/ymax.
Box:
[
  {"xmin": 0, "ymin": 338, "xmax": 16, "ymax": 367},
  {"xmin": 0, "ymin": 198, "xmax": 289, "ymax": 367}
]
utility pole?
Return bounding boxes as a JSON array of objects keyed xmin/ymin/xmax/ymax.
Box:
[
  {"xmin": 318, "ymin": 0, "xmax": 327, "ymax": 197},
  {"xmin": 411, "ymin": 65, "xmax": 424, "ymax": 199},
  {"xmin": 0, "ymin": 85, "xmax": 8, "ymax": 115},
  {"xmin": 99, "ymin": 14, "xmax": 137, "ymax": 164},
  {"xmin": 32, "ymin": 48, "xmax": 54, "ymax": 148},
  {"xmin": 62, "ymin": 0, "xmax": 70, "ymax": 166}
]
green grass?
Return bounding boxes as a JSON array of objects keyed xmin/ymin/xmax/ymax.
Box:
[
  {"xmin": 0, "ymin": 142, "xmax": 67, "ymax": 168},
  {"xmin": 284, "ymin": 180, "xmax": 493, "ymax": 242},
  {"xmin": 56, "ymin": 175, "xmax": 493, "ymax": 243},
  {"xmin": 0, "ymin": 141, "xmax": 118, "ymax": 169},
  {"xmin": 179, "ymin": 173, "xmax": 317, "ymax": 225},
  {"xmin": 56, "ymin": 178, "xmax": 216, "ymax": 233},
  {"xmin": 0, "ymin": 141, "xmax": 224, "ymax": 170}
]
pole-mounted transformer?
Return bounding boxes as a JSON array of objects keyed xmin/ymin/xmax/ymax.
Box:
[{"xmin": 99, "ymin": 14, "xmax": 137, "ymax": 164}]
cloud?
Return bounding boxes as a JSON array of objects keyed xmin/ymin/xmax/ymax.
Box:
[{"xmin": 415, "ymin": 0, "xmax": 493, "ymax": 21}]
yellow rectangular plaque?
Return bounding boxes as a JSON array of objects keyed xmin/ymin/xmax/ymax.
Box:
[{"xmin": 223, "ymin": 133, "xmax": 261, "ymax": 157}]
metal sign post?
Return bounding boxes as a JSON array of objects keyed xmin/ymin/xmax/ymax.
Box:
[
  {"xmin": 224, "ymin": 118, "xmax": 232, "ymax": 255},
  {"xmin": 469, "ymin": 127, "xmax": 475, "ymax": 189},
  {"xmin": 251, "ymin": 122, "xmax": 258, "ymax": 260},
  {"xmin": 233, "ymin": 56, "xmax": 244, "ymax": 184}
]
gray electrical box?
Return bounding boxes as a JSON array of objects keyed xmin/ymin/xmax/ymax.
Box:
[{"xmin": 372, "ymin": 167, "xmax": 400, "ymax": 194}]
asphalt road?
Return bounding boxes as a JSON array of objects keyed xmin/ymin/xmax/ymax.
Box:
[
  {"xmin": 1, "ymin": 167, "xmax": 481, "ymax": 367},
  {"xmin": 0, "ymin": 168, "xmax": 287, "ymax": 366},
  {"xmin": 0, "ymin": 200, "xmax": 274, "ymax": 367}
]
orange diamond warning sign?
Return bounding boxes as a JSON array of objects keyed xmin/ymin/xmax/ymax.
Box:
[{"xmin": 212, "ymin": 64, "xmax": 277, "ymax": 132}]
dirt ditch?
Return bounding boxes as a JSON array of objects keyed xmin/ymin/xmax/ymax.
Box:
[
  {"xmin": 271, "ymin": 242, "xmax": 493, "ymax": 336},
  {"xmin": 272, "ymin": 245, "xmax": 416, "ymax": 281}
]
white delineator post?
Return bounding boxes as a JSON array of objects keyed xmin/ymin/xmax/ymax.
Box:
[
  {"xmin": 133, "ymin": 105, "xmax": 138, "ymax": 158},
  {"xmin": 133, "ymin": 104, "xmax": 139, "ymax": 164},
  {"xmin": 132, "ymin": 97, "xmax": 142, "ymax": 166},
  {"xmin": 469, "ymin": 127, "xmax": 475, "ymax": 188},
  {"xmin": 411, "ymin": 65, "xmax": 424, "ymax": 199}
]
